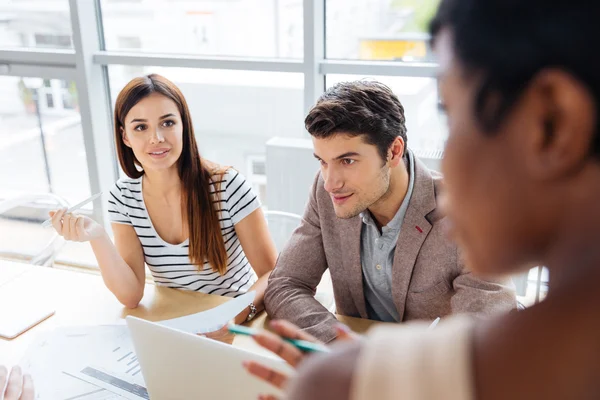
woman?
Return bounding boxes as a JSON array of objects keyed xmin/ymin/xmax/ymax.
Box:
[
  {"xmin": 244, "ymin": 0, "xmax": 600, "ymax": 398},
  {"xmin": 50, "ymin": 74, "xmax": 277, "ymax": 325}
]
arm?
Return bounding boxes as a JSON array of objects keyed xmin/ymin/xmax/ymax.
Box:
[
  {"xmin": 264, "ymin": 174, "xmax": 340, "ymax": 342},
  {"xmin": 451, "ymin": 247, "xmax": 517, "ymax": 316},
  {"xmin": 90, "ymin": 223, "xmax": 146, "ymax": 309},
  {"xmin": 51, "ymin": 185, "xmax": 146, "ymax": 308},
  {"xmin": 232, "ymin": 207, "xmax": 278, "ymax": 323}
]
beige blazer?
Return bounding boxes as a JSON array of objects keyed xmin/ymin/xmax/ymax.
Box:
[{"xmin": 265, "ymin": 155, "xmax": 516, "ymax": 342}]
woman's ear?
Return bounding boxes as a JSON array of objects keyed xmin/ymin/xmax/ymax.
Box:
[
  {"xmin": 121, "ymin": 127, "xmax": 132, "ymax": 148},
  {"xmin": 523, "ymin": 69, "xmax": 596, "ymax": 181}
]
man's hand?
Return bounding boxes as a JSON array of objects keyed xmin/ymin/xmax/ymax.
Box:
[
  {"xmin": 242, "ymin": 320, "xmax": 358, "ymax": 398},
  {"xmin": 0, "ymin": 366, "xmax": 34, "ymax": 400}
]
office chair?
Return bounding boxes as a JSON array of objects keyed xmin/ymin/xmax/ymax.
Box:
[{"xmin": 264, "ymin": 210, "xmax": 336, "ymax": 313}]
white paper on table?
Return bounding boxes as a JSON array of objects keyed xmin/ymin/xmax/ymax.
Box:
[
  {"xmin": 68, "ymin": 328, "xmax": 148, "ymax": 400},
  {"xmin": 157, "ymin": 291, "xmax": 256, "ymax": 334},
  {"xmin": 20, "ymin": 325, "xmax": 129, "ymax": 399}
]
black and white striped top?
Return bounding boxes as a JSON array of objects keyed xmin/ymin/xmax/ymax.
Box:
[{"xmin": 107, "ymin": 169, "xmax": 260, "ymax": 297}]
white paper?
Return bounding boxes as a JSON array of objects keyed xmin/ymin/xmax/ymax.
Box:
[
  {"xmin": 71, "ymin": 352, "xmax": 148, "ymax": 399},
  {"xmin": 20, "ymin": 326, "xmax": 129, "ymax": 399},
  {"xmin": 66, "ymin": 327, "xmax": 148, "ymax": 400},
  {"xmin": 19, "ymin": 293, "xmax": 255, "ymax": 398},
  {"xmin": 157, "ymin": 291, "xmax": 256, "ymax": 334}
]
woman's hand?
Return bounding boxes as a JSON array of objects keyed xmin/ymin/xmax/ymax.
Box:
[
  {"xmin": 0, "ymin": 366, "xmax": 34, "ymax": 400},
  {"xmin": 49, "ymin": 208, "xmax": 105, "ymax": 242},
  {"xmin": 242, "ymin": 320, "xmax": 358, "ymax": 398}
]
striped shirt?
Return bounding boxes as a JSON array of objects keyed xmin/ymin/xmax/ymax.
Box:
[{"xmin": 107, "ymin": 169, "xmax": 260, "ymax": 297}]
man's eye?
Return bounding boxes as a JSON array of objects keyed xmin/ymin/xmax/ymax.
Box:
[{"xmin": 342, "ymin": 159, "xmax": 355, "ymax": 165}]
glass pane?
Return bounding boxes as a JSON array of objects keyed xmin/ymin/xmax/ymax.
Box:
[
  {"xmin": 0, "ymin": 75, "xmax": 92, "ymax": 264},
  {"xmin": 100, "ymin": 0, "xmax": 303, "ymax": 59},
  {"xmin": 0, "ymin": 76, "xmax": 91, "ymax": 204},
  {"xmin": 326, "ymin": 75, "xmax": 447, "ymax": 152},
  {"xmin": 107, "ymin": 66, "xmax": 305, "ymax": 207},
  {"xmin": 0, "ymin": 1, "xmax": 73, "ymax": 49},
  {"xmin": 326, "ymin": 0, "xmax": 440, "ymax": 61}
]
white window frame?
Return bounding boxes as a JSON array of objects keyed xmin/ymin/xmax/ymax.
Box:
[
  {"xmin": 0, "ymin": 0, "xmax": 439, "ymax": 232},
  {"xmin": 0, "ymin": 2, "xmax": 549, "ymax": 299}
]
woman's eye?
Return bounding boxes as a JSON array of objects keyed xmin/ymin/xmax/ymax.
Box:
[
  {"xmin": 437, "ymin": 100, "xmax": 447, "ymax": 114},
  {"xmin": 134, "ymin": 124, "xmax": 147, "ymax": 132},
  {"xmin": 163, "ymin": 120, "xmax": 175, "ymax": 127}
]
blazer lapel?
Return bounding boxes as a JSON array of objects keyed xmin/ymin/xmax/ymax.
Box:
[
  {"xmin": 339, "ymin": 217, "xmax": 368, "ymax": 318},
  {"xmin": 392, "ymin": 153, "xmax": 437, "ymax": 321}
]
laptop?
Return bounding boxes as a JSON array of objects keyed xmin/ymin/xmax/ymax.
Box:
[{"xmin": 126, "ymin": 316, "xmax": 294, "ymax": 400}]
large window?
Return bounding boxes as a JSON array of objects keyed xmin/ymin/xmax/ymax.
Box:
[
  {"xmin": 0, "ymin": 0, "xmax": 73, "ymax": 49},
  {"xmin": 326, "ymin": 0, "xmax": 440, "ymax": 61},
  {"xmin": 0, "ymin": 76, "xmax": 90, "ymax": 203},
  {"xmin": 0, "ymin": 0, "xmax": 453, "ymax": 271},
  {"xmin": 100, "ymin": 0, "xmax": 303, "ymax": 58},
  {"xmin": 0, "ymin": 74, "xmax": 94, "ymax": 266}
]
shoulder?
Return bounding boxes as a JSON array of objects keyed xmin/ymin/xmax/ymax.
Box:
[
  {"xmin": 113, "ymin": 176, "xmax": 142, "ymax": 194},
  {"xmin": 109, "ymin": 177, "xmax": 143, "ymax": 207},
  {"xmin": 219, "ymin": 168, "xmax": 250, "ymax": 194},
  {"xmin": 222, "ymin": 168, "xmax": 241, "ymax": 185},
  {"xmin": 353, "ymin": 317, "xmax": 475, "ymax": 400},
  {"xmin": 412, "ymin": 155, "xmax": 445, "ymax": 224},
  {"xmin": 311, "ymin": 170, "xmax": 326, "ymax": 198},
  {"xmin": 212, "ymin": 168, "xmax": 255, "ymax": 206}
]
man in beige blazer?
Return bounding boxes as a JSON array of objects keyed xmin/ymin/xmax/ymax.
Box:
[{"xmin": 264, "ymin": 80, "xmax": 515, "ymax": 342}]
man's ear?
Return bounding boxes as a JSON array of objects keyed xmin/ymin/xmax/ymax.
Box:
[
  {"xmin": 388, "ymin": 137, "xmax": 406, "ymax": 167},
  {"xmin": 121, "ymin": 127, "xmax": 132, "ymax": 148}
]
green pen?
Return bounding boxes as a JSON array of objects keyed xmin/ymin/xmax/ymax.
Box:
[{"xmin": 228, "ymin": 324, "xmax": 330, "ymax": 353}]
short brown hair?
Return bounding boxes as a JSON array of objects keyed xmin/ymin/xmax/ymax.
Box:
[{"xmin": 305, "ymin": 81, "xmax": 408, "ymax": 160}]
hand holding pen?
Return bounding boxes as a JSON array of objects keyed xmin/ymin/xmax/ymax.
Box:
[
  {"xmin": 47, "ymin": 193, "xmax": 106, "ymax": 242},
  {"xmin": 233, "ymin": 320, "xmax": 357, "ymax": 396}
]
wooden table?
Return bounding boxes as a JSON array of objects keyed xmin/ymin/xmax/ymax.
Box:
[{"xmin": 0, "ymin": 259, "xmax": 382, "ymax": 366}]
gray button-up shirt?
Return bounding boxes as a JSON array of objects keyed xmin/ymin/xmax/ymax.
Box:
[{"xmin": 360, "ymin": 151, "xmax": 415, "ymax": 322}]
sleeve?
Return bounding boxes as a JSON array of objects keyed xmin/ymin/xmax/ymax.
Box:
[
  {"xmin": 223, "ymin": 169, "xmax": 261, "ymax": 225},
  {"xmin": 451, "ymin": 247, "xmax": 517, "ymax": 317},
  {"xmin": 351, "ymin": 317, "xmax": 475, "ymax": 400},
  {"xmin": 107, "ymin": 182, "xmax": 132, "ymax": 225},
  {"xmin": 264, "ymin": 172, "xmax": 339, "ymax": 343}
]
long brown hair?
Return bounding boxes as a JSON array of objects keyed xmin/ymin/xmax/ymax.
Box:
[{"xmin": 113, "ymin": 74, "xmax": 228, "ymax": 274}]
